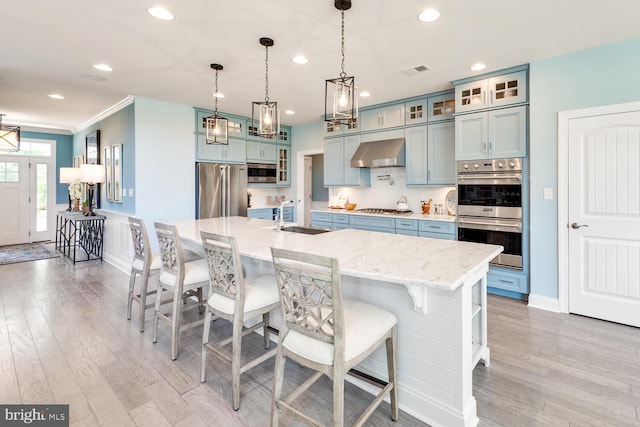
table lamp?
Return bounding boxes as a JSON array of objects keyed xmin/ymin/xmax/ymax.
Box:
[
  {"xmin": 80, "ymin": 164, "xmax": 105, "ymax": 216},
  {"xmin": 59, "ymin": 167, "xmax": 81, "ymax": 211}
]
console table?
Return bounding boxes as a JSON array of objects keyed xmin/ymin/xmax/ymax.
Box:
[{"xmin": 55, "ymin": 211, "xmax": 105, "ymax": 263}]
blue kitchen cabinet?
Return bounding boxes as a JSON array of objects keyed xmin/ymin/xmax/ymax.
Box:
[
  {"xmin": 195, "ymin": 109, "xmax": 247, "ymax": 139},
  {"xmin": 246, "ymin": 140, "xmax": 277, "ymax": 163},
  {"xmin": 487, "ymin": 267, "xmax": 528, "ymax": 296},
  {"xmin": 418, "ymin": 220, "xmax": 455, "ymax": 240},
  {"xmin": 454, "ymin": 70, "xmax": 528, "ymax": 114},
  {"xmin": 360, "ymin": 103, "xmax": 406, "ymax": 132},
  {"xmin": 196, "ymin": 134, "xmax": 246, "ymax": 163},
  {"xmin": 323, "ymin": 135, "xmax": 370, "ymax": 187},
  {"xmin": 248, "ymin": 208, "xmax": 274, "ymax": 220},
  {"xmin": 427, "ymin": 92, "xmax": 456, "ymax": 122},
  {"xmin": 395, "ymin": 218, "xmax": 418, "ymax": 236},
  {"xmin": 349, "ymin": 215, "xmax": 395, "ymax": 234},
  {"xmin": 311, "ymin": 211, "xmax": 333, "ymax": 229},
  {"xmin": 455, "ymin": 105, "xmax": 527, "ymax": 160},
  {"xmin": 405, "ymin": 122, "xmax": 455, "ymax": 186},
  {"xmin": 276, "ymin": 146, "xmax": 290, "ymax": 186}
]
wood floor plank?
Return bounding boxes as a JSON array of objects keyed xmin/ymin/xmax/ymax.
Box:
[
  {"xmin": 40, "ymin": 355, "xmax": 93, "ymax": 421},
  {"xmin": 84, "ymin": 382, "xmax": 136, "ymax": 427},
  {"xmin": 143, "ymin": 379, "xmax": 196, "ymax": 425},
  {"xmin": 129, "ymin": 401, "xmax": 172, "ymax": 427}
]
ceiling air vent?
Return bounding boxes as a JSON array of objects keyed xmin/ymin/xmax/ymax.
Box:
[{"xmin": 401, "ymin": 65, "xmax": 430, "ymax": 76}]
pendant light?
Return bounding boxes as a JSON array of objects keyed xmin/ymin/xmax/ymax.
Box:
[
  {"xmin": 0, "ymin": 114, "xmax": 20, "ymax": 152},
  {"xmin": 205, "ymin": 64, "xmax": 229, "ymax": 145},
  {"xmin": 252, "ymin": 37, "xmax": 279, "ymax": 138},
  {"xmin": 325, "ymin": 0, "xmax": 358, "ymax": 125}
]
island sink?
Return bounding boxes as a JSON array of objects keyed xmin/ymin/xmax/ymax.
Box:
[{"xmin": 280, "ymin": 225, "xmax": 331, "ymax": 235}]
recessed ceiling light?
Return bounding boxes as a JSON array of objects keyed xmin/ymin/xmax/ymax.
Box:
[
  {"xmin": 93, "ymin": 64, "xmax": 113, "ymax": 72},
  {"xmin": 418, "ymin": 8, "xmax": 440, "ymax": 23},
  {"xmin": 147, "ymin": 6, "xmax": 174, "ymax": 21},
  {"xmin": 213, "ymin": 92, "xmax": 225, "ymax": 99},
  {"xmin": 285, "ymin": 110, "xmax": 295, "ymax": 115},
  {"xmin": 48, "ymin": 94, "xmax": 65, "ymax": 100},
  {"xmin": 292, "ymin": 55, "xmax": 308, "ymax": 65},
  {"xmin": 360, "ymin": 91, "xmax": 371, "ymax": 97},
  {"xmin": 470, "ymin": 63, "xmax": 486, "ymax": 71}
]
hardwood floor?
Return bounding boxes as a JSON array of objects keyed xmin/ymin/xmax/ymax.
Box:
[{"xmin": 0, "ymin": 255, "xmax": 639, "ymax": 426}]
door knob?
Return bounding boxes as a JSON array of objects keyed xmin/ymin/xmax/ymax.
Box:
[{"xmin": 571, "ymin": 222, "xmax": 589, "ymax": 229}]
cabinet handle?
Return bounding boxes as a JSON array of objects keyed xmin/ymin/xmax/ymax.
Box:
[
  {"xmin": 429, "ymin": 225, "xmax": 442, "ymax": 229},
  {"xmin": 488, "ymin": 142, "xmax": 493, "ymax": 154},
  {"xmin": 489, "ymin": 90, "xmax": 493, "ymax": 106},
  {"xmin": 428, "ymin": 170, "xmax": 431, "ymax": 181},
  {"xmin": 499, "ymin": 279, "xmax": 515, "ymax": 284},
  {"xmin": 483, "ymin": 143, "xmax": 487, "ymax": 154}
]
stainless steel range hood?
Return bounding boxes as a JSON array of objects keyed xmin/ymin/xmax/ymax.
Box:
[{"xmin": 350, "ymin": 138, "xmax": 405, "ymax": 168}]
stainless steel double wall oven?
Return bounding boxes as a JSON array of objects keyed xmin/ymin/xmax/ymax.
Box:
[{"xmin": 456, "ymin": 158, "xmax": 523, "ymax": 269}]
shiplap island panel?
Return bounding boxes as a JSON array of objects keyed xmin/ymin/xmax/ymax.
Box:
[{"xmin": 173, "ymin": 217, "xmax": 502, "ymax": 427}]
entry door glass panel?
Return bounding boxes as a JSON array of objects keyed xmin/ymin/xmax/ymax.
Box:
[{"xmin": 36, "ymin": 163, "xmax": 47, "ymax": 232}]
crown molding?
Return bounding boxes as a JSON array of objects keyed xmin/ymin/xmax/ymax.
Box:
[{"xmin": 74, "ymin": 95, "xmax": 135, "ymax": 133}]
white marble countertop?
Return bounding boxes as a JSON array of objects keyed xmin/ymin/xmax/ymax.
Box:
[
  {"xmin": 310, "ymin": 207, "xmax": 457, "ymax": 222},
  {"xmin": 173, "ymin": 216, "xmax": 501, "ymax": 292}
]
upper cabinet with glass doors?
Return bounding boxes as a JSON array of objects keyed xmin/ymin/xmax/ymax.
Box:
[{"xmin": 454, "ymin": 70, "xmax": 527, "ymax": 114}]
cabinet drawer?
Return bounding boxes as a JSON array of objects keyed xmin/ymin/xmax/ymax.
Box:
[
  {"xmin": 311, "ymin": 220, "xmax": 332, "ymax": 229},
  {"xmin": 311, "ymin": 212, "xmax": 332, "ymax": 223},
  {"xmin": 282, "ymin": 213, "xmax": 293, "ymax": 222},
  {"xmin": 396, "ymin": 219, "xmax": 418, "ymax": 231},
  {"xmin": 349, "ymin": 215, "xmax": 395, "ymax": 230},
  {"xmin": 418, "ymin": 220, "xmax": 455, "ymax": 235},
  {"xmin": 487, "ymin": 269, "xmax": 528, "ymax": 293},
  {"xmin": 333, "ymin": 223, "xmax": 349, "ymax": 230},
  {"xmin": 333, "ymin": 214, "xmax": 349, "ymax": 224}
]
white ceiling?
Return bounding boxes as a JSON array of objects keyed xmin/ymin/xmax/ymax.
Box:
[{"xmin": 2, "ymin": 0, "xmax": 639, "ymax": 133}]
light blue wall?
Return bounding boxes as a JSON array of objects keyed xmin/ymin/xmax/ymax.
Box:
[
  {"xmin": 529, "ymin": 37, "xmax": 640, "ymax": 298},
  {"xmin": 134, "ymin": 97, "xmax": 195, "ymax": 232},
  {"xmin": 21, "ymin": 131, "xmax": 73, "ymax": 204},
  {"xmin": 73, "ymin": 104, "xmax": 136, "ymax": 214},
  {"xmin": 311, "ymin": 154, "xmax": 328, "ymax": 201},
  {"xmin": 290, "ymin": 121, "xmax": 324, "ymax": 193}
]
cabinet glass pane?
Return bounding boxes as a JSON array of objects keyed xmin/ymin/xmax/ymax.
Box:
[
  {"xmin": 461, "ymin": 87, "xmax": 483, "ymax": 107},
  {"xmin": 409, "ymin": 105, "xmax": 423, "ymax": 120},
  {"xmin": 229, "ymin": 121, "xmax": 242, "ymax": 135},
  {"xmin": 495, "ymin": 79, "xmax": 519, "ymax": 101}
]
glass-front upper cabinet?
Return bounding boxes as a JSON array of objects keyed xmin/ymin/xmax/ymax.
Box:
[
  {"xmin": 427, "ymin": 93, "xmax": 455, "ymax": 122},
  {"xmin": 455, "ymin": 70, "xmax": 527, "ymax": 114}
]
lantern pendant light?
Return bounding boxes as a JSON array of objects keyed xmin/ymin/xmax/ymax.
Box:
[
  {"xmin": 325, "ymin": 0, "xmax": 358, "ymax": 126},
  {"xmin": 0, "ymin": 114, "xmax": 20, "ymax": 152},
  {"xmin": 205, "ymin": 64, "xmax": 229, "ymax": 145},
  {"xmin": 252, "ymin": 37, "xmax": 279, "ymax": 138}
]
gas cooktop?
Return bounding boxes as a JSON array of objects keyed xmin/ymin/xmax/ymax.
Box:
[{"xmin": 354, "ymin": 208, "xmax": 413, "ymax": 215}]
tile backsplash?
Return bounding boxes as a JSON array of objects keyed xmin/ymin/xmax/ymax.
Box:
[{"xmin": 328, "ymin": 167, "xmax": 454, "ymax": 213}]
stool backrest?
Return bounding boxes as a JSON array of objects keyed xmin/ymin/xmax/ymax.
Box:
[
  {"xmin": 270, "ymin": 248, "xmax": 344, "ymax": 346},
  {"xmin": 154, "ymin": 222, "xmax": 186, "ymax": 282},
  {"xmin": 128, "ymin": 216, "xmax": 151, "ymax": 269},
  {"xmin": 200, "ymin": 231, "xmax": 245, "ymax": 304}
]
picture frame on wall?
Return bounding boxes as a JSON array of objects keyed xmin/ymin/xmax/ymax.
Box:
[
  {"xmin": 85, "ymin": 130, "xmax": 100, "ymax": 164},
  {"xmin": 104, "ymin": 146, "xmax": 113, "ymax": 202}
]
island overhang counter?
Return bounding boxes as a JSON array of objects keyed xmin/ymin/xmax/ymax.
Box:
[{"xmin": 172, "ymin": 217, "xmax": 503, "ymax": 427}]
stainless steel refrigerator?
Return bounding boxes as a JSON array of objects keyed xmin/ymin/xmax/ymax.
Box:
[{"xmin": 196, "ymin": 163, "xmax": 248, "ymax": 219}]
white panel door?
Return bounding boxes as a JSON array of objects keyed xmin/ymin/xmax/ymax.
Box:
[
  {"xmin": 0, "ymin": 156, "xmax": 30, "ymax": 245},
  {"xmin": 568, "ymin": 111, "xmax": 640, "ymax": 327}
]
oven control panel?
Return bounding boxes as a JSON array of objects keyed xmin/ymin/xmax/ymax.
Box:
[{"xmin": 458, "ymin": 158, "xmax": 522, "ymax": 173}]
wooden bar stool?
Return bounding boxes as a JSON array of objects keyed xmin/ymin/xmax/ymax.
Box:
[
  {"xmin": 270, "ymin": 247, "xmax": 399, "ymax": 427},
  {"xmin": 126, "ymin": 217, "xmax": 162, "ymax": 332},
  {"xmin": 200, "ymin": 231, "xmax": 280, "ymax": 410},
  {"xmin": 152, "ymin": 222, "xmax": 208, "ymax": 360}
]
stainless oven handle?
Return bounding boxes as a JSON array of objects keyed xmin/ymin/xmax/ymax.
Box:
[
  {"xmin": 457, "ymin": 174, "xmax": 522, "ymax": 181},
  {"xmin": 458, "ymin": 219, "xmax": 522, "ymax": 233}
]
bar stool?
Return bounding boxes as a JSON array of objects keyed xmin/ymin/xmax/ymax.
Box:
[
  {"xmin": 152, "ymin": 222, "xmax": 208, "ymax": 360},
  {"xmin": 270, "ymin": 247, "xmax": 399, "ymax": 427},
  {"xmin": 127, "ymin": 217, "xmax": 161, "ymax": 332},
  {"xmin": 199, "ymin": 231, "xmax": 280, "ymax": 410}
]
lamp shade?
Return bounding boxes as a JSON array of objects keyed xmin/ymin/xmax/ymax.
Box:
[
  {"xmin": 59, "ymin": 167, "xmax": 81, "ymax": 184},
  {"xmin": 80, "ymin": 164, "xmax": 105, "ymax": 184}
]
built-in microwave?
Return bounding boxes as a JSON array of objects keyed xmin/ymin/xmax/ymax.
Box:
[{"xmin": 247, "ymin": 163, "xmax": 277, "ymax": 183}]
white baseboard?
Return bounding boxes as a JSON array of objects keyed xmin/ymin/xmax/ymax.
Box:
[{"xmin": 527, "ymin": 294, "xmax": 561, "ymax": 312}]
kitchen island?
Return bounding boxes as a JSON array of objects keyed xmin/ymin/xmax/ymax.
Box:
[{"xmin": 173, "ymin": 216, "xmax": 502, "ymax": 427}]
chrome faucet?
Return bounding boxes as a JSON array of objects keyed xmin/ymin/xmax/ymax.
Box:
[{"xmin": 276, "ymin": 200, "xmax": 294, "ymax": 231}]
